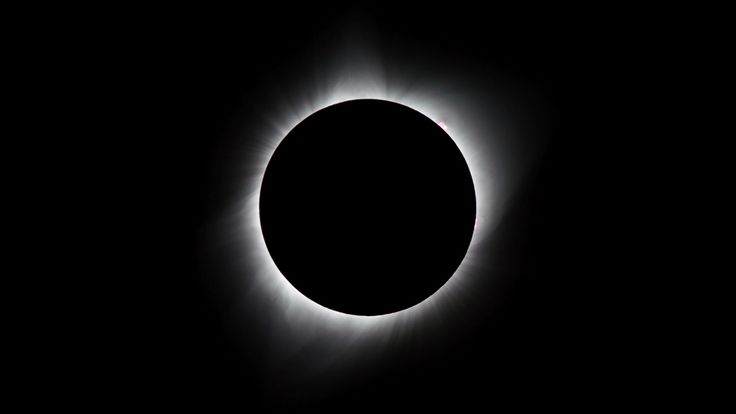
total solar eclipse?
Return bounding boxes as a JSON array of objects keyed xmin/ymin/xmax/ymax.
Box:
[{"xmin": 259, "ymin": 99, "xmax": 476, "ymax": 315}]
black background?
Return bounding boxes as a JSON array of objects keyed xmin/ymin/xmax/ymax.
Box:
[{"xmin": 58, "ymin": 4, "xmax": 667, "ymax": 409}]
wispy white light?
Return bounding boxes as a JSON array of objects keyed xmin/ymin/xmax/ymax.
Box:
[{"xmin": 203, "ymin": 21, "xmax": 544, "ymax": 388}]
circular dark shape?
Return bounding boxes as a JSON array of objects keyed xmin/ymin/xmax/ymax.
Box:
[{"xmin": 260, "ymin": 99, "xmax": 476, "ymax": 315}]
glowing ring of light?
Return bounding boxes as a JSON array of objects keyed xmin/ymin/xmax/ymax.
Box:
[{"xmin": 237, "ymin": 82, "xmax": 497, "ymax": 337}]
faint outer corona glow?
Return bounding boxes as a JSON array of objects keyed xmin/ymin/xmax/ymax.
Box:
[{"xmin": 238, "ymin": 78, "xmax": 497, "ymax": 337}]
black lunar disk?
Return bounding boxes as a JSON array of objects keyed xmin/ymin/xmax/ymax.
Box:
[{"xmin": 259, "ymin": 99, "xmax": 476, "ymax": 315}]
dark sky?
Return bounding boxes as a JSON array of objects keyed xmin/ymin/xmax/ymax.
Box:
[{"xmin": 62, "ymin": 5, "xmax": 664, "ymax": 410}]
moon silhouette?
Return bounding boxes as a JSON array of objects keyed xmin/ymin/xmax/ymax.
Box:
[{"xmin": 259, "ymin": 99, "xmax": 476, "ymax": 315}]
